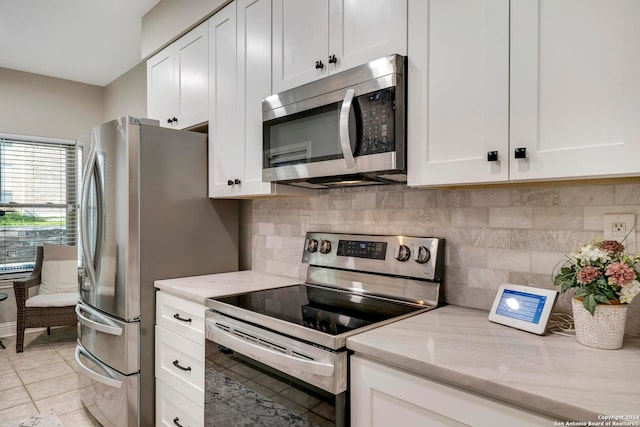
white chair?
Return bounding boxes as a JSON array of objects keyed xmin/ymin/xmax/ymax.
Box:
[{"xmin": 13, "ymin": 244, "xmax": 79, "ymax": 352}]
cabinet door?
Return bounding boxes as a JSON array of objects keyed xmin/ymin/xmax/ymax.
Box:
[
  {"xmin": 329, "ymin": 0, "xmax": 407, "ymax": 74},
  {"xmin": 236, "ymin": 0, "xmax": 276, "ymax": 197},
  {"xmin": 407, "ymin": 0, "xmax": 509, "ymax": 187},
  {"xmin": 208, "ymin": 3, "xmax": 241, "ymax": 197},
  {"xmin": 147, "ymin": 45, "xmax": 176, "ymax": 128},
  {"xmin": 272, "ymin": 0, "xmax": 329, "ymax": 93},
  {"xmin": 351, "ymin": 356, "xmax": 555, "ymax": 427},
  {"xmin": 510, "ymin": 0, "xmax": 640, "ymax": 181},
  {"xmin": 174, "ymin": 21, "xmax": 209, "ymax": 130},
  {"xmin": 156, "ymin": 380, "xmax": 204, "ymax": 427}
]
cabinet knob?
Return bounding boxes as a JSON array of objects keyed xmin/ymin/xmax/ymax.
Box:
[
  {"xmin": 167, "ymin": 118, "xmax": 172, "ymax": 124},
  {"xmin": 173, "ymin": 417, "xmax": 183, "ymax": 427},
  {"xmin": 227, "ymin": 180, "xmax": 234, "ymax": 186},
  {"xmin": 514, "ymin": 147, "xmax": 527, "ymax": 159},
  {"xmin": 234, "ymin": 179, "xmax": 241, "ymax": 185},
  {"xmin": 315, "ymin": 60, "xmax": 324, "ymax": 70},
  {"xmin": 171, "ymin": 117, "xmax": 178, "ymax": 123},
  {"xmin": 328, "ymin": 54, "xmax": 337, "ymax": 64},
  {"xmin": 487, "ymin": 151, "xmax": 498, "ymax": 162}
]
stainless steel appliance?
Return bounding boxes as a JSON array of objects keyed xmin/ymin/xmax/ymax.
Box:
[
  {"xmin": 205, "ymin": 232, "xmax": 444, "ymax": 426},
  {"xmin": 74, "ymin": 116, "xmax": 238, "ymax": 427},
  {"xmin": 262, "ymin": 55, "xmax": 407, "ymax": 188}
]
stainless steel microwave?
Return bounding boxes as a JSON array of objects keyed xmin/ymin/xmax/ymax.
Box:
[{"xmin": 262, "ymin": 54, "xmax": 406, "ymax": 188}]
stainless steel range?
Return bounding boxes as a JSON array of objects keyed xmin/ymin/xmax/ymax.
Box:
[{"xmin": 204, "ymin": 232, "xmax": 444, "ymax": 426}]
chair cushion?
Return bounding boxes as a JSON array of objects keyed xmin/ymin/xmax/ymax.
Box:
[
  {"xmin": 39, "ymin": 244, "xmax": 78, "ymax": 295},
  {"xmin": 25, "ymin": 292, "xmax": 79, "ymax": 308}
]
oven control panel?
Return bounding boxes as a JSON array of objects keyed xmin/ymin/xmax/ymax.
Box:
[
  {"xmin": 302, "ymin": 232, "xmax": 444, "ymax": 282},
  {"xmin": 337, "ymin": 240, "xmax": 387, "ymax": 260}
]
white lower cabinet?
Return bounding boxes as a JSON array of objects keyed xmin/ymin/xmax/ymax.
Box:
[
  {"xmin": 350, "ymin": 355, "xmax": 556, "ymax": 427},
  {"xmin": 155, "ymin": 291, "xmax": 205, "ymax": 425},
  {"xmin": 156, "ymin": 380, "xmax": 204, "ymax": 427}
]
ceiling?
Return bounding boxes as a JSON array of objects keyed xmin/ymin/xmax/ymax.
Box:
[{"xmin": 0, "ymin": 0, "xmax": 160, "ymax": 87}]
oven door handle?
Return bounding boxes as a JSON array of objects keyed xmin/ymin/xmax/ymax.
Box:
[
  {"xmin": 339, "ymin": 88, "xmax": 356, "ymax": 169},
  {"xmin": 209, "ymin": 323, "xmax": 334, "ymax": 377}
]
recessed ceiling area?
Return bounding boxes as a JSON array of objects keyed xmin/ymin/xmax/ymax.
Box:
[{"xmin": 0, "ymin": 0, "xmax": 160, "ymax": 87}]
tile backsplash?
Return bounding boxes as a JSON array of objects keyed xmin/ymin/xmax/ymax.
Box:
[{"xmin": 249, "ymin": 181, "xmax": 640, "ymax": 335}]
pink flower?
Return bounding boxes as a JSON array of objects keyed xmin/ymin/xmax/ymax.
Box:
[
  {"xmin": 576, "ymin": 266, "xmax": 602, "ymax": 284},
  {"xmin": 605, "ymin": 262, "xmax": 636, "ymax": 286},
  {"xmin": 599, "ymin": 240, "xmax": 625, "ymax": 254}
]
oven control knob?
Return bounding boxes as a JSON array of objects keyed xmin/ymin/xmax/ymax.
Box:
[
  {"xmin": 306, "ymin": 239, "xmax": 319, "ymax": 253},
  {"xmin": 413, "ymin": 246, "xmax": 431, "ymax": 264},
  {"xmin": 319, "ymin": 240, "xmax": 332, "ymax": 254},
  {"xmin": 394, "ymin": 244, "xmax": 411, "ymax": 262}
]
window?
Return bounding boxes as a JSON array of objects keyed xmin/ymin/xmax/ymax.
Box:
[{"xmin": 0, "ymin": 133, "xmax": 78, "ymax": 275}]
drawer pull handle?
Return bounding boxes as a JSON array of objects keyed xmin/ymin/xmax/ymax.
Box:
[
  {"xmin": 173, "ymin": 360, "xmax": 192, "ymax": 372},
  {"xmin": 173, "ymin": 417, "xmax": 183, "ymax": 427},
  {"xmin": 173, "ymin": 313, "xmax": 192, "ymax": 323}
]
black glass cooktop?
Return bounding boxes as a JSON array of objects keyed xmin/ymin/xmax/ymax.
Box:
[{"xmin": 211, "ymin": 284, "xmax": 426, "ymax": 336}]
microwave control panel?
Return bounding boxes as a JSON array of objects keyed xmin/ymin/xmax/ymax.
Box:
[{"xmin": 357, "ymin": 88, "xmax": 395, "ymax": 156}]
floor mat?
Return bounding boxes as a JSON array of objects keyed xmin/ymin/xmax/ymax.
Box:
[{"xmin": 14, "ymin": 410, "xmax": 64, "ymax": 427}]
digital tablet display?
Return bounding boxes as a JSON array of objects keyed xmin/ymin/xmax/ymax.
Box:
[
  {"xmin": 488, "ymin": 284, "xmax": 558, "ymax": 335},
  {"xmin": 495, "ymin": 289, "xmax": 547, "ymax": 324}
]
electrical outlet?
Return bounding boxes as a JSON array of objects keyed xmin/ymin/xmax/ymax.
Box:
[{"xmin": 603, "ymin": 213, "xmax": 637, "ymax": 251}]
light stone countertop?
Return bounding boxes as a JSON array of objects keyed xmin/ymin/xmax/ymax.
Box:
[
  {"xmin": 346, "ymin": 305, "xmax": 640, "ymax": 422},
  {"xmin": 154, "ymin": 270, "xmax": 302, "ymax": 305}
]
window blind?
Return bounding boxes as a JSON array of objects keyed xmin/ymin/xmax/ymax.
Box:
[{"xmin": 0, "ymin": 133, "xmax": 79, "ymax": 274}]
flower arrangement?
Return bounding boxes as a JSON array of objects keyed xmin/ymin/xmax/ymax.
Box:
[{"xmin": 554, "ymin": 239, "xmax": 640, "ymax": 315}]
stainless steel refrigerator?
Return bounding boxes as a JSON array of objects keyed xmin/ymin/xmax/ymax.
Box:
[{"xmin": 73, "ymin": 116, "xmax": 238, "ymax": 426}]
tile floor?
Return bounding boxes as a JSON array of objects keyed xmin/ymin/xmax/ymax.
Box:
[{"xmin": 0, "ymin": 327, "xmax": 100, "ymax": 427}]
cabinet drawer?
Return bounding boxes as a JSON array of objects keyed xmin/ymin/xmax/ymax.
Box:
[
  {"xmin": 155, "ymin": 326, "xmax": 204, "ymax": 405},
  {"xmin": 156, "ymin": 291, "xmax": 205, "ymax": 345},
  {"xmin": 156, "ymin": 379, "xmax": 204, "ymax": 427}
]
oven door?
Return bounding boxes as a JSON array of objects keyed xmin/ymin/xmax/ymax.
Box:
[
  {"xmin": 205, "ymin": 311, "xmax": 346, "ymax": 427},
  {"xmin": 262, "ymin": 86, "xmax": 401, "ymax": 184}
]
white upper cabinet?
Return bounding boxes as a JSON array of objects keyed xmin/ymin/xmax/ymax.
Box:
[
  {"xmin": 147, "ymin": 22, "xmax": 208, "ymax": 129},
  {"xmin": 208, "ymin": 0, "xmax": 313, "ymax": 198},
  {"xmin": 409, "ymin": 0, "xmax": 640, "ymax": 187},
  {"xmin": 272, "ymin": 0, "xmax": 329, "ymax": 93},
  {"xmin": 407, "ymin": 0, "xmax": 510, "ymax": 187},
  {"xmin": 330, "ymin": 0, "xmax": 407, "ymax": 74},
  {"xmin": 234, "ymin": 0, "xmax": 280, "ymax": 197},
  {"xmin": 510, "ymin": 0, "xmax": 640, "ymax": 181},
  {"xmin": 208, "ymin": 2, "xmax": 240, "ymax": 197},
  {"xmin": 272, "ymin": 0, "xmax": 407, "ymax": 93},
  {"xmin": 147, "ymin": 47, "xmax": 176, "ymax": 128}
]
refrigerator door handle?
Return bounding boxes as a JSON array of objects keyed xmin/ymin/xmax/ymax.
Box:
[
  {"xmin": 80, "ymin": 143, "xmax": 98, "ymax": 289},
  {"xmin": 75, "ymin": 344, "xmax": 123, "ymax": 389},
  {"xmin": 80, "ymin": 139, "xmax": 105, "ymax": 290},
  {"xmin": 75, "ymin": 303, "xmax": 123, "ymax": 336}
]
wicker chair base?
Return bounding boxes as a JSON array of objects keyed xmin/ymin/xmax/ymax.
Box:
[{"xmin": 16, "ymin": 305, "xmax": 77, "ymax": 352}]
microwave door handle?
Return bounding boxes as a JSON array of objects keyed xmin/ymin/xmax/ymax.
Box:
[{"xmin": 339, "ymin": 89, "xmax": 356, "ymax": 169}]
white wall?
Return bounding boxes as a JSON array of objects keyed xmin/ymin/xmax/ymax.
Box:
[{"xmin": 0, "ymin": 67, "xmax": 104, "ymax": 140}]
